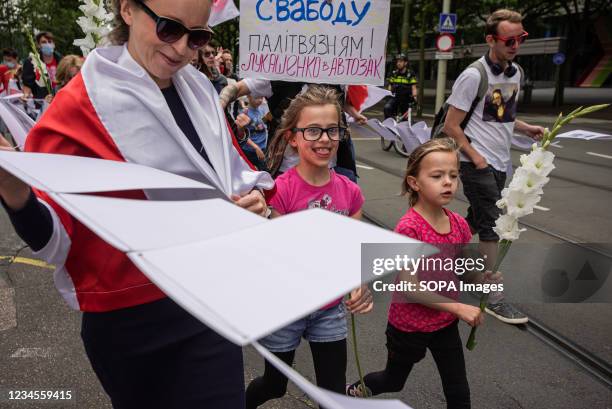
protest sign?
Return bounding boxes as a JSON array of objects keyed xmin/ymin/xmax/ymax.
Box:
[{"xmin": 239, "ymin": 0, "xmax": 391, "ymax": 85}]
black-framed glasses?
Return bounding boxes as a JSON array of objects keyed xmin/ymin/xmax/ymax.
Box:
[
  {"xmin": 135, "ymin": 0, "xmax": 213, "ymax": 50},
  {"xmin": 292, "ymin": 126, "xmax": 347, "ymax": 141}
]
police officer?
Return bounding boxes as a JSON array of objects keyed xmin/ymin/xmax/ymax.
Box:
[{"xmin": 384, "ymin": 54, "xmax": 418, "ymax": 119}]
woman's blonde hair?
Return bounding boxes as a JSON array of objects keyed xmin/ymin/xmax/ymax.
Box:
[
  {"xmin": 266, "ymin": 85, "xmax": 342, "ymax": 175},
  {"xmin": 56, "ymin": 55, "xmax": 83, "ymax": 86},
  {"xmin": 401, "ymin": 137, "xmax": 460, "ymax": 206}
]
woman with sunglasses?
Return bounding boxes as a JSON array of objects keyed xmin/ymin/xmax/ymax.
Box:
[
  {"xmin": 193, "ymin": 43, "xmax": 228, "ymax": 94},
  {"xmin": 0, "ymin": 1, "xmax": 274, "ymax": 408}
]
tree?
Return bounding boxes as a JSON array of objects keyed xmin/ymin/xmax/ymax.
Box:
[{"xmin": 1, "ymin": 0, "xmax": 82, "ymax": 57}]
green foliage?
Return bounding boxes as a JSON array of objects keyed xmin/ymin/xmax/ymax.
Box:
[
  {"xmin": 211, "ymin": 17, "xmax": 240, "ymax": 55},
  {"xmin": 1, "ymin": 0, "xmax": 82, "ymax": 58}
]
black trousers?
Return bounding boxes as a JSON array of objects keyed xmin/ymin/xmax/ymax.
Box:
[
  {"xmin": 246, "ymin": 340, "xmax": 347, "ymax": 409},
  {"xmin": 81, "ymin": 297, "xmax": 245, "ymax": 409},
  {"xmin": 460, "ymin": 162, "xmax": 507, "ymax": 241},
  {"xmin": 383, "ymin": 95, "xmax": 412, "ymax": 119},
  {"xmin": 358, "ymin": 321, "xmax": 470, "ymax": 409}
]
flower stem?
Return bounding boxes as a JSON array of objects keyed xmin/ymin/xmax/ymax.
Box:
[
  {"xmin": 466, "ymin": 240, "xmax": 512, "ymax": 350},
  {"xmin": 351, "ymin": 313, "xmax": 369, "ymax": 398},
  {"xmin": 24, "ymin": 28, "xmax": 53, "ymax": 97}
]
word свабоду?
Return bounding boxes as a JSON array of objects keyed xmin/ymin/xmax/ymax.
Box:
[{"xmin": 256, "ymin": 0, "xmax": 372, "ymax": 27}]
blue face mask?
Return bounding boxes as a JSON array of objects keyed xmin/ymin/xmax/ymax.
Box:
[
  {"xmin": 4, "ymin": 61, "xmax": 16, "ymax": 69},
  {"xmin": 40, "ymin": 43, "xmax": 55, "ymax": 56}
]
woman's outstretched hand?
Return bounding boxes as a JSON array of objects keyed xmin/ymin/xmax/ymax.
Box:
[{"xmin": 0, "ymin": 135, "xmax": 30, "ymax": 211}]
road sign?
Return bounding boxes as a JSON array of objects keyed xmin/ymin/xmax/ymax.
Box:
[
  {"xmin": 435, "ymin": 51, "xmax": 454, "ymax": 60},
  {"xmin": 553, "ymin": 52, "xmax": 566, "ymax": 65},
  {"xmin": 436, "ymin": 34, "xmax": 455, "ymax": 52},
  {"xmin": 439, "ymin": 13, "xmax": 457, "ymax": 33}
]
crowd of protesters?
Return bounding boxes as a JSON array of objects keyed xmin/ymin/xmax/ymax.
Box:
[
  {"xmin": 0, "ymin": 4, "xmax": 547, "ymax": 409},
  {"xmin": 0, "ymin": 32, "xmax": 85, "ymax": 124}
]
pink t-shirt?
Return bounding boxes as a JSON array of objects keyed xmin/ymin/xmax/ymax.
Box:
[
  {"xmin": 388, "ymin": 207, "xmax": 472, "ymax": 333},
  {"xmin": 269, "ymin": 167, "xmax": 365, "ymax": 309}
]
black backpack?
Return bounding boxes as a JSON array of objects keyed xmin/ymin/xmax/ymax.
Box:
[{"xmin": 430, "ymin": 60, "xmax": 522, "ymax": 139}]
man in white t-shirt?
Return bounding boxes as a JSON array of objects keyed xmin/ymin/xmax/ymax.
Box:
[{"xmin": 443, "ymin": 9, "xmax": 545, "ymax": 325}]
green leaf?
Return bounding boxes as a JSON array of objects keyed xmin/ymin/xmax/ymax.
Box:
[{"xmin": 575, "ymin": 104, "xmax": 610, "ymax": 117}]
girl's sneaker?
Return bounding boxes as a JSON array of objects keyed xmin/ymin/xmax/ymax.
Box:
[{"xmin": 346, "ymin": 382, "xmax": 372, "ymax": 398}]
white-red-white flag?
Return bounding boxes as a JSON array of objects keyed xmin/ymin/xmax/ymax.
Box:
[
  {"xmin": 347, "ymin": 85, "xmax": 392, "ymax": 113},
  {"xmin": 209, "ymin": 0, "xmax": 240, "ymax": 27}
]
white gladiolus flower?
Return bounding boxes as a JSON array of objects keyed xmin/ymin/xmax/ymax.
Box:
[
  {"xmin": 499, "ymin": 188, "xmax": 541, "ymax": 218},
  {"xmin": 74, "ymin": 0, "xmax": 114, "ymax": 56},
  {"xmin": 519, "ymin": 147, "xmax": 555, "ymax": 177},
  {"xmin": 507, "ymin": 168, "xmax": 549, "ymax": 195},
  {"xmin": 493, "ymin": 214, "xmax": 526, "ymax": 241},
  {"xmin": 77, "ymin": 16, "xmax": 99, "ymax": 33},
  {"xmin": 469, "ymin": 104, "xmax": 609, "ymax": 351},
  {"xmin": 74, "ymin": 34, "xmax": 96, "ymax": 56},
  {"xmin": 79, "ymin": 3, "xmax": 99, "ymax": 16}
]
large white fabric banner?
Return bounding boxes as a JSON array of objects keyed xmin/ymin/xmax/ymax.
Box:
[{"xmin": 239, "ymin": 0, "xmax": 391, "ymax": 85}]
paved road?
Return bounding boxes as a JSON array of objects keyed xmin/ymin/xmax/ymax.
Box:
[{"xmin": 1, "ymin": 171, "xmax": 611, "ymax": 407}]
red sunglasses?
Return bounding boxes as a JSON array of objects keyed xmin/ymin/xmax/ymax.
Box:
[
  {"xmin": 136, "ymin": 0, "xmax": 213, "ymax": 50},
  {"xmin": 492, "ymin": 31, "xmax": 528, "ymax": 47}
]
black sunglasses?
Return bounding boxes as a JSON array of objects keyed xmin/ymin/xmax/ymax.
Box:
[
  {"xmin": 292, "ymin": 126, "xmax": 347, "ymax": 141},
  {"xmin": 135, "ymin": 0, "xmax": 213, "ymax": 50}
]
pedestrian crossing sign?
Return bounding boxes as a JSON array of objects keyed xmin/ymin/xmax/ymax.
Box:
[{"xmin": 439, "ymin": 13, "xmax": 457, "ymax": 33}]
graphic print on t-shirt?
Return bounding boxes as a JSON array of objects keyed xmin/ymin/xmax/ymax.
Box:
[
  {"xmin": 482, "ymin": 83, "xmax": 518, "ymax": 123},
  {"xmin": 308, "ymin": 194, "xmax": 349, "ymax": 215}
]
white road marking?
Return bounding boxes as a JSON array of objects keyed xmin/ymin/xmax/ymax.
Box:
[
  {"xmin": 356, "ymin": 164, "xmax": 375, "ymax": 170},
  {"xmin": 586, "ymin": 152, "xmax": 612, "ymax": 160},
  {"xmin": 10, "ymin": 347, "xmax": 54, "ymax": 358},
  {"xmin": 534, "ymin": 205, "xmax": 550, "ymax": 211}
]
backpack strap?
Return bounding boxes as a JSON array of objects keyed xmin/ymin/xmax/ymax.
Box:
[
  {"xmin": 431, "ymin": 59, "xmax": 487, "ymax": 139},
  {"xmin": 459, "ymin": 60, "xmax": 488, "ymax": 129},
  {"xmin": 515, "ymin": 62, "xmax": 524, "ymax": 86}
]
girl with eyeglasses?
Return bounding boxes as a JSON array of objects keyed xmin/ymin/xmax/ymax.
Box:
[
  {"xmin": 0, "ymin": 1, "xmax": 274, "ymax": 408},
  {"xmin": 245, "ymin": 85, "xmax": 373, "ymax": 409}
]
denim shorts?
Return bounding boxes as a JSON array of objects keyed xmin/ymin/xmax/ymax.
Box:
[
  {"xmin": 459, "ymin": 161, "xmax": 507, "ymax": 241},
  {"xmin": 258, "ymin": 303, "xmax": 348, "ymax": 352}
]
